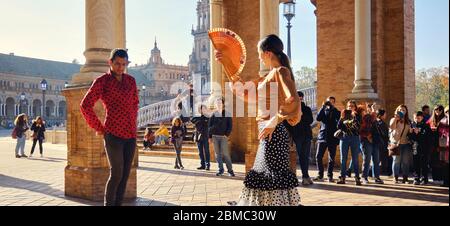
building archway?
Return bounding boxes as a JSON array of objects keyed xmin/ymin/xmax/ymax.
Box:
[
  {"xmin": 58, "ymin": 101, "xmax": 67, "ymax": 118},
  {"xmin": 45, "ymin": 100, "xmax": 55, "ymax": 118},
  {"xmin": 5, "ymin": 97, "xmax": 15, "ymax": 117},
  {"xmin": 33, "ymin": 99, "xmax": 42, "ymax": 117}
]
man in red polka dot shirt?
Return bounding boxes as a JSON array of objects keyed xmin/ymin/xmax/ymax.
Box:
[{"xmin": 80, "ymin": 49, "xmax": 139, "ymax": 206}]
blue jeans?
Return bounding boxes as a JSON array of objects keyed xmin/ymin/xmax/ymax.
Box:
[
  {"xmin": 294, "ymin": 137, "xmax": 312, "ymax": 178},
  {"xmin": 155, "ymin": 135, "xmax": 168, "ymax": 145},
  {"xmin": 361, "ymin": 139, "xmax": 381, "ymax": 178},
  {"xmin": 15, "ymin": 136, "xmax": 26, "ymax": 156},
  {"xmin": 340, "ymin": 136, "xmax": 361, "ymax": 178},
  {"xmin": 392, "ymin": 144, "xmax": 413, "ymax": 178},
  {"xmin": 197, "ymin": 139, "xmax": 210, "ymax": 168},
  {"xmin": 347, "ymin": 146, "xmax": 363, "ymax": 174},
  {"xmin": 212, "ymin": 135, "xmax": 233, "ymax": 174}
]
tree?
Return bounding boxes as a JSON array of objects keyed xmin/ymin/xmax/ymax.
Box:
[
  {"xmin": 294, "ymin": 66, "xmax": 317, "ymax": 90},
  {"xmin": 416, "ymin": 67, "xmax": 449, "ymax": 110}
]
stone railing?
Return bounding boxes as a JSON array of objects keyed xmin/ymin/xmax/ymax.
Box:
[
  {"xmin": 136, "ymin": 86, "xmax": 317, "ymax": 129},
  {"xmin": 299, "ymin": 86, "xmax": 317, "ymax": 112},
  {"xmin": 137, "ymin": 98, "xmax": 176, "ymax": 128}
]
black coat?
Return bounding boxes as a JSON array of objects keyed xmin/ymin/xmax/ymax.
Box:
[
  {"xmin": 191, "ymin": 115, "xmax": 209, "ymax": 142},
  {"xmin": 409, "ymin": 121, "xmax": 433, "ymax": 154},
  {"xmin": 285, "ymin": 102, "xmax": 314, "ymax": 141},
  {"xmin": 31, "ymin": 122, "xmax": 46, "ymax": 140},
  {"xmin": 15, "ymin": 124, "xmax": 29, "ymax": 139},
  {"xmin": 208, "ymin": 110, "xmax": 232, "ymax": 138},
  {"xmin": 374, "ymin": 119, "xmax": 389, "ymax": 147},
  {"xmin": 316, "ymin": 105, "xmax": 340, "ymax": 144}
]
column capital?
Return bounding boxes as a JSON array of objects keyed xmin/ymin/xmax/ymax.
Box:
[{"xmin": 72, "ymin": 0, "xmax": 125, "ymax": 86}]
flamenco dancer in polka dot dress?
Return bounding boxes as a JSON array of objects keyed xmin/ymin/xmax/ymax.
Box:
[{"xmin": 215, "ymin": 34, "xmax": 302, "ymax": 206}]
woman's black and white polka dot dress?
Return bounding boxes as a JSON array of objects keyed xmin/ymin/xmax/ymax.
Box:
[{"xmin": 236, "ymin": 121, "xmax": 300, "ymax": 206}]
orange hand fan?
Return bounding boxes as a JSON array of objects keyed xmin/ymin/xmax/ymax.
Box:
[{"xmin": 208, "ymin": 28, "xmax": 247, "ymax": 82}]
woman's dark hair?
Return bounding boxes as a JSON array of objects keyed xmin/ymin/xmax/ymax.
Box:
[
  {"xmin": 33, "ymin": 116, "xmax": 43, "ymax": 125},
  {"xmin": 376, "ymin": 109, "xmax": 386, "ymax": 118},
  {"xmin": 258, "ymin": 34, "xmax": 294, "ymax": 81},
  {"xmin": 396, "ymin": 104, "xmax": 411, "ymax": 125},
  {"xmin": 109, "ymin": 48, "xmax": 128, "ymax": 61},
  {"xmin": 356, "ymin": 104, "xmax": 366, "ymax": 116},
  {"xmin": 341, "ymin": 110, "xmax": 353, "ymax": 120},
  {"xmin": 144, "ymin": 127, "xmax": 153, "ymax": 136},
  {"xmin": 14, "ymin": 114, "xmax": 26, "ymax": 127},
  {"xmin": 430, "ymin": 105, "xmax": 445, "ymax": 126}
]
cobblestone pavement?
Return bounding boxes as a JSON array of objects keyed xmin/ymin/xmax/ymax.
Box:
[{"xmin": 0, "ymin": 136, "xmax": 448, "ymax": 206}]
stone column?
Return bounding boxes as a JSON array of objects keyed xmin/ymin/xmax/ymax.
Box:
[
  {"xmin": 209, "ymin": 0, "xmax": 224, "ymax": 100},
  {"xmin": 63, "ymin": 0, "xmax": 136, "ymax": 202},
  {"xmin": 113, "ymin": 0, "xmax": 126, "ymax": 49},
  {"xmin": 348, "ymin": 0, "xmax": 378, "ymax": 100},
  {"xmin": 259, "ymin": 0, "xmax": 280, "ymax": 76},
  {"xmin": 72, "ymin": 0, "xmax": 115, "ymax": 86}
]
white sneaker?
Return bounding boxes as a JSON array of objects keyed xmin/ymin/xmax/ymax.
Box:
[
  {"xmin": 362, "ymin": 178, "xmax": 369, "ymax": 185},
  {"xmin": 29, "ymin": 154, "xmax": 33, "ymax": 158}
]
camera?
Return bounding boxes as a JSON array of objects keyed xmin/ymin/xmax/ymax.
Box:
[
  {"xmin": 324, "ymin": 101, "xmax": 332, "ymax": 107},
  {"xmin": 397, "ymin": 111, "xmax": 405, "ymax": 119}
]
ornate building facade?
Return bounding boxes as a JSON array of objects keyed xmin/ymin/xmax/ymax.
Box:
[
  {"xmin": 130, "ymin": 40, "xmax": 190, "ymax": 106},
  {"xmin": 0, "ymin": 53, "xmax": 77, "ymax": 128},
  {"xmin": 189, "ymin": 0, "xmax": 211, "ymax": 96}
]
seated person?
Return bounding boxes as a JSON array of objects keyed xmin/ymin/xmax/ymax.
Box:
[
  {"xmin": 154, "ymin": 122, "xmax": 170, "ymax": 145},
  {"xmin": 143, "ymin": 128, "xmax": 155, "ymax": 151}
]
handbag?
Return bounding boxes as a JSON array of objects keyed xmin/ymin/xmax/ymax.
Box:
[
  {"xmin": 388, "ymin": 123, "xmax": 406, "ymax": 156},
  {"xmin": 31, "ymin": 131, "xmax": 38, "ymax": 139},
  {"xmin": 334, "ymin": 130, "xmax": 344, "ymax": 139},
  {"xmin": 11, "ymin": 127, "xmax": 18, "ymax": 139},
  {"xmin": 388, "ymin": 143, "xmax": 400, "ymax": 156},
  {"xmin": 439, "ymin": 135, "xmax": 448, "ymax": 148}
]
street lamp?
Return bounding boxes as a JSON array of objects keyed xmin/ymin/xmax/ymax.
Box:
[
  {"xmin": 40, "ymin": 79, "xmax": 48, "ymax": 117},
  {"xmin": 142, "ymin": 84, "xmax": 147, "ymax": 106},
  {"xmin": 283, "ymin": 0, "xmax": 296, "ymax": 60},
  {"xmin": 20, "ymin": 92, "xmax": 26, "ymax": 114}
]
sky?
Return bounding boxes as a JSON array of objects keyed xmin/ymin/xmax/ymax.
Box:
[{"xmin": 0, "ymin": 0, "xmax": 448, "ymax": 71}]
